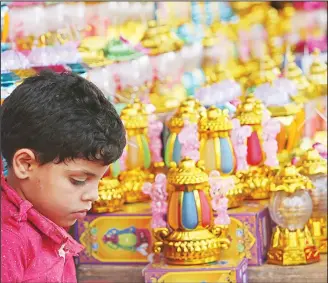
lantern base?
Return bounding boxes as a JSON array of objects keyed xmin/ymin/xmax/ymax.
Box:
[
  {"xmin": 92, "ymin": 178, "xmax": 125, "ymax": 213},
  {"xmin": 227, "ymin": 192, "xmax": 245, "ymax": 209},
  {"xmin": 152, "ymin": 226, "xmax": 230, "ymax": 265},
  {"xmin": 308, "ymin": 217, "xmax": 327, "ymax": 254},
  {"xmin": 267, "ymin": 226, "xmax": 320, "ymax": 266},
  {"xmin": 239, "ymin": 165, "xmax": 276, "ymax": 200},
  {"xmin": 119, "ymin": 169, "xmax": 154, "ymax": 203}
]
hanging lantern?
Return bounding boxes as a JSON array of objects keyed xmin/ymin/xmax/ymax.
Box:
[
  {"xmin": 152, "ymin": 158, "xmax": 230, "ymax": 265},
  {"xmin": 267, "ymin": 164, "xmax": 320, "ymax": 266},
  {"xmin": 118, "ymin": 99, "xmax": 154, "ymax": 203},
  {"xmin": 296, "ymin": 149, "xmax": 327, "ymax": 254}
]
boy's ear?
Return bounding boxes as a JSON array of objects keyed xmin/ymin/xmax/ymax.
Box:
[{"xmin": 12, "ymin": 149, "xmax": 39, "ymax": 179}]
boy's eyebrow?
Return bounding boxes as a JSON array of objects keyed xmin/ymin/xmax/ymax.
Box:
[{"xmin": 66, "ymin": 170, "xmax": 97, "ymax": 177}]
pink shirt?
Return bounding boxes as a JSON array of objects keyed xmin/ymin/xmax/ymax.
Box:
[{"xmin": 1, "ymin": 176, "xmax": 84, "ymax": 283}]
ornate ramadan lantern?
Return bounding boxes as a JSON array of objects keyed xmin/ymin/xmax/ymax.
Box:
[
  {"xmin": 235, "ymin": 94, "xmax": 280, "ymax": 200},
  {"xmin": 296, "ymin": 149, "xmax": 327, "ymax": 253},
  {"xmin": 267, "ymin": 164, "xmax": 320, "ymax": 266},
  {"xmin": 198, "ymin": 106, "xmax": 245, "ymax": 208},
  {"xmin": 199, "ymin": 106, "xmax": 236, "ymax": 175},
  {"xmin": 152, "ymin": 158, "xmax": 230, "ymax": 265},
  {"xmin": 164, "ymin": 98, "xmax": 205, "ymax": 167},
  {"xmin": 118, "ymin": 99, "xmax": 154, "ymax": 203},
  {"xmin": 235, "ymin": 94, "xmax": 265, "ymax": 167}
]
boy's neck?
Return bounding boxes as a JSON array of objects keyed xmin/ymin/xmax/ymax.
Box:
[{"xmin": 6, "ymin": 170, "xmax": 28, "ymax": 201}]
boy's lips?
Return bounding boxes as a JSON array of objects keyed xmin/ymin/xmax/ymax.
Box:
[{"xmin": 71, "ymin": 209, "xmax": 89, "ymax": 220}]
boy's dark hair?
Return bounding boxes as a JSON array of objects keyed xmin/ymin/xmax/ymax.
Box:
[{"xmin": 1, "ymin": 70, "xmax": 126, "ymax": 167}]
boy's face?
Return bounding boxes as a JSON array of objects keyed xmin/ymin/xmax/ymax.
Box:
[{"xmin": 10, "ymin": 150, "xmax": 109, "ymax": 227}]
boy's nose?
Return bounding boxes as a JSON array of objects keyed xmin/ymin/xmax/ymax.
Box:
[{"xmin": 81, "ymin": 186, "xmax": 99, "ymax": 202}]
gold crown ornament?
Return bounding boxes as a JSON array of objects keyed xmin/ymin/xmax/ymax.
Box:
[
  {"xmin": 92, "ymin": 178, "xmax": 125, "ymax": 213},
  {"xmin": 267, "ymin": 164, "xmax": 320, "ymax": 265},
  {"xmin": 296, "ymin": 149, "xmax": 327, "ymax": 253},
  {"xmin": 118, "ymin": 100, "xmax": 154, "ymax": 203},
  {"xmin": 153, "ymin": 158, "xmax": 231, "ymax": 265},
  {"xmin": 307, "ymin": 48, "xmax": 327, "ymax": 99}
]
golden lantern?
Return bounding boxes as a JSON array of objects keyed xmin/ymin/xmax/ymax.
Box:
[
  {"xmin": 297, "ymin": 149, "xmax": 327, "ymax": 253},
  {"xmin": 118, "ymin": 100, "xmax": 154, "ymax": 203},
  {"xmin": 267, "ymin": 164, "xmax": 320, "ymax": 265},
  {"xmin": 152, "ymin": 158, "xmax": 230, "ymax": 265},
  {"xmin": 198, "ymin": 106, "xmax": 245, "ymax": 208}
]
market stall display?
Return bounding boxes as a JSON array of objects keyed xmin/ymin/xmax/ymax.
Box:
[{"xmin": 1, "ymin": 2, "xmax": 327, "ymax": 283}]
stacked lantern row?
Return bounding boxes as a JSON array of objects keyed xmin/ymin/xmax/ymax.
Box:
[{"xmin": 93, "ymin": 94, "xmax": 327, "ymax": 267}]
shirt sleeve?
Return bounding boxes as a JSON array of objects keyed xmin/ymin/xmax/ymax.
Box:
[{"xmin": 1, "ymin": 227, "xmax": 26, "ymax": 283}]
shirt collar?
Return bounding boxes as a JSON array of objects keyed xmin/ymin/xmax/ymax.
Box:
[{"xmin": 1, "ymin": 176, "xmax": 84, "ymax": 255}]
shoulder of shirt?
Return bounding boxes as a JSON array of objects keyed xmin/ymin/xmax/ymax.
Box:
[{"xmin": 1, "ymin": 194, "xmax": 43, "ymax": 242}]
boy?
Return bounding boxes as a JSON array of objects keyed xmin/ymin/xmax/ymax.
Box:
[{"xmin": 1, "ymin": 70, "xmax": 126, "ymax": 282}]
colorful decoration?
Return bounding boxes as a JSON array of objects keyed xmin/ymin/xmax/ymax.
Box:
[
  {"xmin": 208, "ymin": 170, "xmax": 244, "ymax": 210},
  {"xmin": 235, "ymin": 94, "xmax": 265, "ymax": 167},
  {"xmin": 296, "ymin": 149, "xmax": 327, "ymax": 254},
  {"xmin": 230, "ymin": 119, "xmax": 252, "ymax": 172},
  {"xmin": 152, "ymin": 158, "xmax": 230, "ymax": 265},
  {"xmin": 262, "ymin": 118, "xmax": 281, "ymax": 167},
  {"xmin": 142, "ymin": 173, "xmax": 168, "ymax": 229},
  {"xmin": 267, "ymin": 164, "xmax": 320, "ymax": 266},
  {"xmin": 178, "ymin": 119, "xmax": 200, "ymax": 162},
  {"xmin": 103, "ymin": 226, "xmax": 151, "ymax": 256},
  {"xmin": 118, "ymin": 99, "xmax": 154, "ymax": 203},
  {"xmin": 198, "ymin": 106, "xmax": 236, "ymax": 174}
]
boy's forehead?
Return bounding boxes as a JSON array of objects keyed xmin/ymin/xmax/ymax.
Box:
[{"xmin": 56, "ymin": 158, "xmax": 109, "ymax": 174}]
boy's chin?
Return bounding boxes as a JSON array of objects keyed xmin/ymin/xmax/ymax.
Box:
[{"xmin": 55, "ymin": 218, "xmax": 77, "ymax": 228}]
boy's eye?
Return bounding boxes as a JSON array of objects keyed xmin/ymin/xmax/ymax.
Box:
[{"xmin": 70, "ymin": 178, "xmax": 86, "ymax": 186}]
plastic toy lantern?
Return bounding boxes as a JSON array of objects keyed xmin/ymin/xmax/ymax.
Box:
[
  {"xmin": 267, "ymin": 164, "xmax": 320, "ymax": 266},
  {"xmin": 198, "ymin": 106, "xmax": 245, "ymax": 208},
  {"xmin": 234, "ymin": 94, "xmax": 265, "ymax": 167},
  {"xmin": 296, "ymin": 149, "xmax": 327, "ymax": 254},
  {"xmin": 117, "ymin": 99, "xmax": 154, "ymax": 203},
  {"xmin": 152, "ymin": 158, "xmax": 230, "ymax": 265}
]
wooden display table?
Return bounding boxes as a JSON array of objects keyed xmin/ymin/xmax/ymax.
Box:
[{"xmin": 78, "ymin": 255, "xmax": 327, "ymax": 283}]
